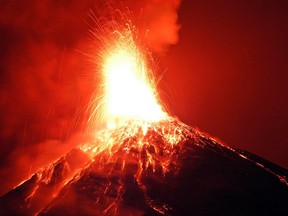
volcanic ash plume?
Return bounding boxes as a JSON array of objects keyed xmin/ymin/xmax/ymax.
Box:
[
  {"xmin": 1, "ymin": 6, "xmax": 288, "ymax": 216},
  {"xmin": 138, "ymin": 0, "xmax": 182, "ymax": 53}
]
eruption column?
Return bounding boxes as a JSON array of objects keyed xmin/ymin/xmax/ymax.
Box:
[{"xmin": 92, "ymin": 17, "xmax": 167, "ymax": 130}]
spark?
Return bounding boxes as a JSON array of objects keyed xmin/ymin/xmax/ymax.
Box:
[
  {"xmin": 88, "ymin": 12, "xmax": 167, "ymax": 132},
  {"xmin": 102, "ymin": 38, "xmax": 165, "ymax": 124}
]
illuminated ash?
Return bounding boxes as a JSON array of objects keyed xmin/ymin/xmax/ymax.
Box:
[{"xmin": 1, "ymin": 119, "xmax": 287, "ymax": 215}]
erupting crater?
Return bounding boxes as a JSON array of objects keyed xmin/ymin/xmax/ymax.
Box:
[{"xmin": 0, "ymin": 10, "xmax": 287, "ymax": 216}]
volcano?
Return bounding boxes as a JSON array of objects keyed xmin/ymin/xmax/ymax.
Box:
[
  {"xmin": 0, "ymin": 119, "xmax": 287, "ymax": 215},
  {"xmin": 1, "ymin": 9, "xmax": 287, "ymax": 215}
]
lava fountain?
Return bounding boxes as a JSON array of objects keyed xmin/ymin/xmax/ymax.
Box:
[
  {"xmin": 0, "ymin": 10, "xmax": 287, "ymax": 216},
  {"xmin": 101, "ymin": 28, "xmax": 166, "ymax": 124},
  {"xmin": 87, "ymin": 15, "xmax": 167, "ymax": 132}
]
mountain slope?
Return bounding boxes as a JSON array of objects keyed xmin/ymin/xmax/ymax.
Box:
[{"xmin": 1, "ymin": 119, "xmax": 287, "ymax": 215}]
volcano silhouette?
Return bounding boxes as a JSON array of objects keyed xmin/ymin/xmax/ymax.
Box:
[{"xmin": 0, "ymin": 119, "xmax": 287, "ymax": 215}]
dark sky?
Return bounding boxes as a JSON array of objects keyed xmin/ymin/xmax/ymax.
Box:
[
  {"xmin": 160, "ymin": 0, "xmax": 288, "ymax": 168},
  {"xmin": 0, "ymin": 0, "xmax": 287, "ymax": 195}
]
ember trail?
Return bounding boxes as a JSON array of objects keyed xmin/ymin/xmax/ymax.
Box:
[
  {"xmin": 88, "ymin": 14, "xmax": 167, "ymax": 133},
  {"xmin": 85, "ymin": 14, "xmax": 177, "ymax": 166}
]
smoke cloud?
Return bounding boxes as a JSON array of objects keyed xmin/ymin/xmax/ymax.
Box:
[
  {"xmin": 141, "ymin": 0, "xmax": 182, "ymax": 52},
  {"xmin": 123, "ymin": 0, "xmax": 182, "ymax": 52},
  {"xmin": 0, "ymin": 0, "xmax": 182, "ymax": 195}
]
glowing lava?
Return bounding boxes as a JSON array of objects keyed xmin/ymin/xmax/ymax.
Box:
[
  {"xmin": 103, "ymin": 46, "xmax": 165, "ymax": 124},
  {"xmin": 1, "ymin": 11, "xmax": 288, "ymax": 216},
  {"xmin": 90, "ymin": 16, "xmax": 167, "ymax": 129}
]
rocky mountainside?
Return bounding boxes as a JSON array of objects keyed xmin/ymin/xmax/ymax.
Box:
[{"xmin": 1, "ymin": 119, "xmax": 287, "ymax": 215}]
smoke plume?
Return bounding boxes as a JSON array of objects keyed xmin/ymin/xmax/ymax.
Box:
[
  {"xmin": 124, "ymin": 0, "xmax": 182, "ymax": 52},
  {"xmin": 141, "ymin": 0, "xmax": 182, "ymax": 52},
  {"xmin": 0, "ymin": 0, "xmax": 182, "ymax": 195}
]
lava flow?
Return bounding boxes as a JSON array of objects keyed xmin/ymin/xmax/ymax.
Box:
[{"xmin": 1, "ymin": 11, "xmax": 288, "ymax": 216}]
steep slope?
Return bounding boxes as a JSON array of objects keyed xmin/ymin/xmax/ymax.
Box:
[{"xmin": 1, "ymin": 119, "xmax": 287, "ymax": 215}]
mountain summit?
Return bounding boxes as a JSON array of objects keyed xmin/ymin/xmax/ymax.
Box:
[{"xmin": 1, "ymin": 119, "xmax": 287, "ymax": 215}]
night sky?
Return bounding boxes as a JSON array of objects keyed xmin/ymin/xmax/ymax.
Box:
[
  {"xmin": 0, "ymin": 0, "xmax": 287, "ymax": 196},
  {"xmin": 161, "ymin": 0, "xmax": 288, "ymax": 169}
]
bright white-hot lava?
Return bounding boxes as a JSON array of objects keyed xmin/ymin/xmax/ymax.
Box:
[
  {"xmin": 88, "ymin": 18, "xmax": 168, "ymax": 130},
  {"xmin": 103, "ymin": 47, "xmax": 165, "ymax": 124}
]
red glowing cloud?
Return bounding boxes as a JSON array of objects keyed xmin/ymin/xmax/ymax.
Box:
[{"xmin": 0, "ymin": 0, "xmax": 182, "ymax": 196}]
